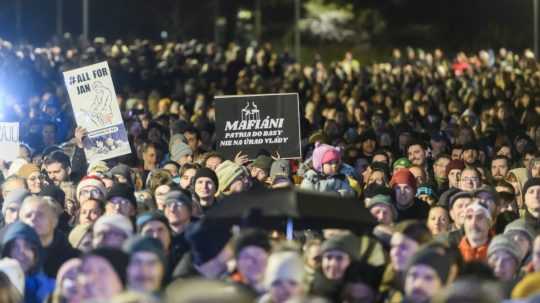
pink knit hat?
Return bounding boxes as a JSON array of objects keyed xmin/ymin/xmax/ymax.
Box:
[{"xmin": 312, "ymin": 142, "xmax": 341, "ymax": 173}]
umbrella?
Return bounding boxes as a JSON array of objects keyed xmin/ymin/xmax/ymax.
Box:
[{"xmin": 205, "ymin": 188, "xmax": 376, "ymax": 239}]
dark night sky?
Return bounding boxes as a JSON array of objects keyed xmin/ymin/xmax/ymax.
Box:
[{"xmin": 0, "ymin": 0, "xmax": 535, "ymax": 52}]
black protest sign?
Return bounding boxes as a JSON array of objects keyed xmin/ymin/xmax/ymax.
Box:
[{"xmin": 215, "ymin": 93, "xmax": 302, "ymax": 160}]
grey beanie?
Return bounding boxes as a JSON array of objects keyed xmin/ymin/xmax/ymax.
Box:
[
  {"xmin": 320, "ymin": 232, "xmax": 360, "ymax": 260},
  {"xmin": 170, "ymin": 141, "xmax": 193, "ymax": 163},
  {"xmin": 488, "ymin": 234, "xmax": 522, "ymax": 264},
  {"xmin": 2, "ymin": 189, "xmax": 30, "ymax": 214},
  {"xmin": 365, "ymin": 194, "xmax": 397, "ymax": 220},
  {"xmin": 269, "ymin": 159, "xmax": 290, "ymax": 178},
  {"xmin": 504, "ymin": 219, "xmax": 536, "ymax": 244}
]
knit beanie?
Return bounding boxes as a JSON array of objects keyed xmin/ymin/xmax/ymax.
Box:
[
  {"xmin": 488, "ymin": 234, "xmax": 522, "ymax": 264},
  {"xmin": 136, "ymin": 212, "xmax": 170, "ymax": 233},
  {"xmin": 270, "ymin": 159, "xmax": 290, "ymax": 178},
  {"xmin": 312, "ymin": 142, "xmax": 341, "ymax": 173},
  {"xmin": 93, "ymin": 214, "xmax": 134, "ymax": 238},
  {"xmin": 2, "ymin": 188, "xmax": 29, "ymax": 215},
  {"xmin": 17, "ymin": 164, "xmax": 40, "ymax": 179},
  {"xmin": 193, "ymin": 167, "xmax": 219, "ymax": 191},
  {"xmin": 170, "ymin": 141, "xmax": 193, "ymax": 163},
  {"xmin": 504, "ymin": 219, "xmax": 536, "ymax": 244},
  {"xmin": 416, "ymin": 184, "xmax": 436, "ymax": 198},
  {"xmin": 76, "ymin": 176, "xmax": 107, "ymax": 199},
  {"xmin": 109, "ymin": 164, "xmax": 132, "ymax": 182},
  {"xmin": 68, "ymin": 223, "xmax": 93, "ymax": 248},
  {"xmin": 320, "ymin": 232, "xmax": 360, "ymax": 260},
  {"xmin": 0, "ymin": 258, "xmax": 24, "ymax": 295},
  {"xmin": 264, "ymin": 251, "xmax": 304, "ymax": 288},
  {"xmin": 251, "ymin": 155, "xmax": 273, "ymax": 175},
  {"xmin": 123, "ymin": 236, "xmax": 167, "ymax": 268},
  {"xmin": 393, "ymin": 157, "xmax": 412, "ymax": 170},
  {"xmin": 390, "ymin": 168, "xmax": 417, "ymax": 191},
  {"xmin": 406, "ymin": 246, "xmax": 452, "ymax": 283},
  {"xmin": 185, "ymin": 219, "xmax": 232, "ymax": 266},
  {"xmin": 522, "ymin": 177, "xmax": 540, "ymax": 199},
  {"xmin": 106, "ymin": 183, "xmax": 137, "ymax": 208},
  {"xmin": 215, "ymin": 160, "xmax": 245, "ymax": 194},
  {"xmin": 165, "ymin": 190, "xmax": 193, "ymax": 210},
  {"xmin": 364, "ymin": 194, "xmax": 398, "ymax": 221},
  {"xmin": 233, "ymin": 229, "xmax": 271, "ymax": 257},
  {"xmin": 445, "ymin": 160, "xmax": 465, "ymax": 176},
  {"xmin": 85, "ymin": 247, "xmax": 129, "ymax": 286}
]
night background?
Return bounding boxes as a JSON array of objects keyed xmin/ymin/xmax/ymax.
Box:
[{"xmin": 0, "ymin": 0, "xmax": 535, "ymax": 61}]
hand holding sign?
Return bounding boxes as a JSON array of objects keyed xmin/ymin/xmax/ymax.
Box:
[{"xmin": 74, "ymin": 127, "xmax": 87, "ymax": 149}]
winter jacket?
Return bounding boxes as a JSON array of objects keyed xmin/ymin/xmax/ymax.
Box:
[
  {"xmin": 42, "ymin": 230, "xmax": 80, "ymax": 278},
  {"xmin": 300, "ymin": 169, "xmax": 354, "ymax": 197},
  {"xmin": 458, "ymin": 237, "xmax": 489, "ymax": 262}
]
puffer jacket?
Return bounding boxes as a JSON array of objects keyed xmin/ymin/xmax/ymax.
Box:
[{"xmin": 300, "ymin": 169, "xmax": 354, "ymax": 197}]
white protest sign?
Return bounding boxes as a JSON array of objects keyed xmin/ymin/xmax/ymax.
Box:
[
  {"xmin": 0, "ymin": 123, "xmax": 19, "ymax": 161},
  {"xmin": 63, "ymin": 61, "xmax": 131, "ymax": 162}
]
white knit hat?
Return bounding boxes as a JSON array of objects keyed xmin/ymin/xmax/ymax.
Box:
[
  {"xmin": 0, "ymin": 258, "xmax": 24, "ymax": 295},
  {"xmin": 93, "ymin": 214, "xmax": 133, "ymax": 237},
  {"xmin": 264, "ymin": 251, "xmax": 305, "ymax": 289}
]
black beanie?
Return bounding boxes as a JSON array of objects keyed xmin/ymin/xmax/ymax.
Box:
[
  {"xmin": 107, "ymin": 183, "xmax": 137, "ymax": 208},
  {"xmin": 522, "ymin": 177, "xmax": 540, "ymax": 199},
  {"xmin": 39, "ymin": 184, "xmax": 65, "ymax": 208},
  {"xmin": 123, "ymin": 236, "xmax": 167, "ymax": 268},
  {"xmin": 320, "ymin": 232, "xmax": 360, "ymax": 260},
  {"xmin": 406, "ymin": 246, "xmax": 451, "ymax": 283},
  {"xmin": 185, "ymin": 219, "xmax": 232, "ymax": 266},
  {"xmin": 234, "ymin": 229, "xmax": 271, "ymax": 257},
  {"xmin": 86, "ymin": 247, "xmax": 129, "ymax": 287},
  {"xmin": 343, "ymin": 261, "xmax": 385, "ymax": 291},
  {"xmin": 193, "ymin": 167, "xmax": 219, "ymax": 191}
]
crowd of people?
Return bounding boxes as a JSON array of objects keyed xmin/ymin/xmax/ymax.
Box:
[{"xmin": 2, "ymin": 34, "xmax": 540, "ymax": 302}]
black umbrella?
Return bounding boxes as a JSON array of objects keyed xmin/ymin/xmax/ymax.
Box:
[{"xmin": 205, "ymin": 188, "xmax": 376, "ymax": 238}]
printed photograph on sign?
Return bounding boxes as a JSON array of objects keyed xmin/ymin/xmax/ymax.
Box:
[
  {"xmin": 63, "ymin": 61, "xmax": 132, "ymax": 162},
  {"xmin": 214, "ymin": 93, "xmax": 302, "ymax": 160}
]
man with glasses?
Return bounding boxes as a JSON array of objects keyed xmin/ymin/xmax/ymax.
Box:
[
  {"xmin": 459, "ymin": 167, "xmax": 482, "ymax": 192},
  {"xmin": 105, "ymin": 183, "xmax": 137, "ymax": 219},
  {"xmin": 76, "ymin": 176, "xmax": 107, "ymax": 203},
  {"xmin": 17, "ymin": 163, "xmax": 43, "ymax": 194}
]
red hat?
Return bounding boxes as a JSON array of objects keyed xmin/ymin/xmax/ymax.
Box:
[
  {"xmin": 445, "ymin": 160, "xmax": 465, "ymax": 176},
  {"xmin": 390, "ymin": 168, "xmax": 417, "ymax": 190}
]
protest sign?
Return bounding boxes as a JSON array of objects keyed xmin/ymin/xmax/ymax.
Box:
[
  {"xmin": 215, "ymin": 93, "xmax": 302, "ymax": 160},
  {"xmin": 63, "ymin": 61, "xmax": 131, "ymax": 162},
  {"xmin": 0, "ymin": 123, "xmax": 19, "ymax": 161}
]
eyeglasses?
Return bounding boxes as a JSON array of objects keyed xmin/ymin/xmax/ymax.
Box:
[
  {"xmin": 166, "ymin": 200, "xmax": 188, "ymax": 209},
  {"xmin": 108, "ymin": 198, "xmax": 131, "ymax": 206},
  {"xmin": 461, "ymin": 176, "xmax": 480, "ymax": 182},
  {"xmin": 80, "ymin": 188, "xmax": 102, "ymax": 198}
]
